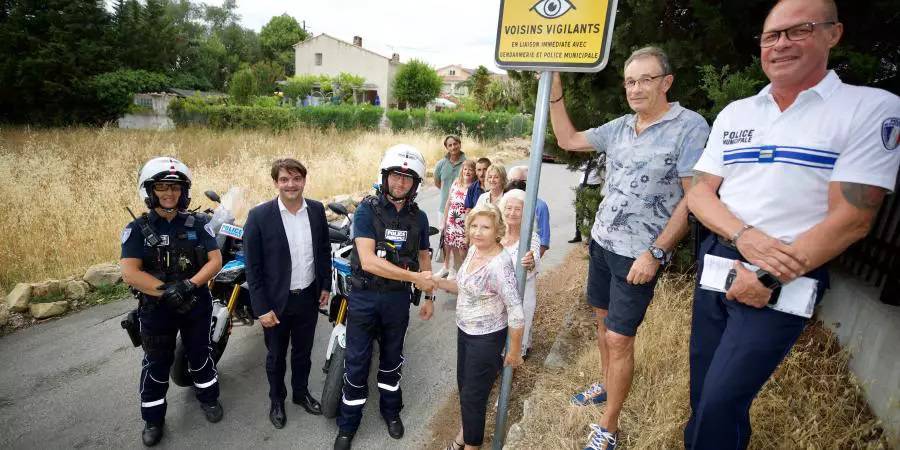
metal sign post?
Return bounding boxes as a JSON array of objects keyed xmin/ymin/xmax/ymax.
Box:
[
  {"xmin": 491, "ymin": 70, "xmax": 552, "ymax": 450},
  {"xmin": 491, "ymin": 0, "xmax": 618, "ymax": 448}
]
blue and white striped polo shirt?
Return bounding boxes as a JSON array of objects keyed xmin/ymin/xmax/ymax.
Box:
[{"xmin": 694, "ymin": 71, "xmax": 900, "ymax": 243}]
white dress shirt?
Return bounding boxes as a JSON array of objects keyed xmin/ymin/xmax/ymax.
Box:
[{"xmin": 278, "ymin": 197, "xmax": 316, "ymax": 290}]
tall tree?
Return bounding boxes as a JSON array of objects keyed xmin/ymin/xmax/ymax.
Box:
[
  {"xmin": 0, "ymin": 0, "xmax": 115, "ymax": 124},
  {"xmin": 259, "ymin": 14, "xmax": 307, "ymax": 75},
  {"xmin": 470, "ymin": 65, "xmax": 491, "ymax": 108},
  {"xmin": 393, "ymin": 59, "xmax": 442, "ymax": 108}
]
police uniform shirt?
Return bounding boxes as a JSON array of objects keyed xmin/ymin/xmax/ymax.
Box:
[
  {"xmin": 694, "ymin": 70, "xmax": 900, "ymax": 243},
  {"xmin": 353, "ymin": 196, "xmax": 430, "ymax": 256},
  {"xmin": 120, "ymin": 211, "xmax": 219, "ymax": 284},
  {"xmin": 278, "ymin": 197, "xmax": 316, "ymax": 290}
]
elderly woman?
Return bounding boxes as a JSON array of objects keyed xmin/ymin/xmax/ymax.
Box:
[
  {"xmin": 498, "ymin": 189, "xmax": 540, "ymax": 357},
  {"xmin": 474, "ymin": 164, "xmax": 507, "ymax": 208},
  {"xmin": 433, "ymin": 204, "xmax": 524, "ymax": 450}
]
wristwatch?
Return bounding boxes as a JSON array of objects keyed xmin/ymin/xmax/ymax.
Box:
[
  {"xmin": 648, "ymin": 245, "xmax": 669, "ymax": 266},
  {"xmin": 423, "ymin": 294, "xmax": 435, "ymax": 301},
  {"xmin": 755, "ymin": 269, "xmax": 782, "ymax": 290}
]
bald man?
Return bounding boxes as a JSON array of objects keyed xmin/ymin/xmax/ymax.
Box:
[{"xmin": 685, "ymin": 0, "xmax": 900, "ymax": 448}]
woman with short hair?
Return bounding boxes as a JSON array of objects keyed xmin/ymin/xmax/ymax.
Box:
[{"xmin": 433, "ymin": 204, "xmax": 525, "ymax": 450}]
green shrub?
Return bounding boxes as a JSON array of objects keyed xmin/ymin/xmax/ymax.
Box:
[
  {"xmin": 168, "ymin": 94, "xmax": 225, "ymax": 126},
  {"xmin": 251, "ymin": 95, "xmax": 280, "ymax": 108},
  {"xmin": 91, "ymin": 69, "xmax": 172, "ymax": 119},
  {"xmin": 207, "ymin": 105, "xmax": 297, "ymax": 132},
  {"xmin": 573, "ymin": 184, "xmax": 603, "ymax": 239},
  {"xmin": 507, "ymin": 114, "xmax": 532, "ymax": 136},
  {"xmin": 229, "ymin": 69, "xmax": 257, "ymax": 105},
  {"xmin": 296, "ymin": 104, "xmax": 383, "ymax": 131},
  {"xmin": 386, "ymin": 110, "xmax": 411, "ymax": 131},
  {"xmin": 428, "ymin": 111, "xmax": 528, "ymax": 141},
  {"xmin": 409, "ymin": 108, "xmax": 428, "ymax": 129},
  {"xmin": 283, "ymin": 74, "xmax": 317, "ymax": 103}
]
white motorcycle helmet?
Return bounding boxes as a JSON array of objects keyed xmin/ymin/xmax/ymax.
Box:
[
  {"xmin": 379, "ymin": 144, "xmax": 426, "ymax": 201},
  {"xmin": 137, "ymin": 157, "xmax": 193, "ymax": 211}
]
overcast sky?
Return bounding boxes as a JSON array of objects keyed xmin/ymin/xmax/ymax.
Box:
[{"xmin": 207, "ymin": 0, "xmax": 505, "ymax": 72}]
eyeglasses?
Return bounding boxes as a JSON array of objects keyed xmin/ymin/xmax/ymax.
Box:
[
  {"xmin": 756, "ymin": 21, "xmax": 836, "ymax": 48},
  {"xmin": 623, "ymin": 74, "xmax": 668, "ymax": 89},
  {"xmin": 153, "ymin": 183, "xmax": 183, "ymax": 193}
]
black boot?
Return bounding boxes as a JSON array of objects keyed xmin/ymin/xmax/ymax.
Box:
[
  {"xmin": 385, "ymin": 416, "xmax": 405, "ymax": 439},
  {"xmin": 142, "ymin": 421, "xmax": 163, "ymax": 447},
  {"xmin": 201, "ymin": 400, "xmax": 224, "ymax": 423},
  {"xmin": 334, "ymin": 429, "xmax": 355, "ymax": 450}
]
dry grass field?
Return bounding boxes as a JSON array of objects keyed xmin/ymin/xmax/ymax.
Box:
[
  {"xmin": 0, "ymin": 126, "xmax": 510, "ymax": 289},
  {"xmin": 493, "ymin": 249, "xmax": 888, "ymax": 449}
]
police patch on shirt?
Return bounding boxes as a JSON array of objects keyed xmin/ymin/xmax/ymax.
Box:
[
  {"xmin": 120, "ymin": 227, "xmax": 132, "ymax": 244},
  {"xmin": 204, "ymin": 223, "xmax": 216, "ymax": 238},
  {"xmin": 385, "ymin": 229, "xmax": 408, "ymax": 248},
  {"xmin": 882, "ymin": 117, "xmax": 900, "ymax": 151},
  {"xmin": 147, "ymin": 235, "xmax": 170, "ymax": 246}
]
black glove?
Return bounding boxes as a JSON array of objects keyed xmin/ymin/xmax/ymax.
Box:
[{"xmin": 160, "ymin": 280, "xmax": 197, "ymax": 314}]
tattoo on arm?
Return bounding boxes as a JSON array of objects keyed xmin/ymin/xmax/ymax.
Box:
[{"xmin": 839, "ymin": 182, "xmax": 886, "ymax": 211}]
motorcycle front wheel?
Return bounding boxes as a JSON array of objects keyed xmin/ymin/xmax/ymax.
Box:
[
  {"xmin": 320, "ymin": 344, "xmax": 346, "ymax": 418},
  {"xmin": 170, "ymin": 319, "xmax": 231, "ymax": 387}
]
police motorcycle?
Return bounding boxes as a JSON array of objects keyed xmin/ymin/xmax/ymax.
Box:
[
  {"xmin": 318, "ymin": 192, "xmax": 440, "ymax": 419},
  {"xmin": 121, "ymin": 187, "xmax": 254, "ymax": 387}
]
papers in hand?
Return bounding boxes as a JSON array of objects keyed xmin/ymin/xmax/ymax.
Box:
[{"xmin": 699, "ymin": 254, "xmax": 817, "ymax": 318}]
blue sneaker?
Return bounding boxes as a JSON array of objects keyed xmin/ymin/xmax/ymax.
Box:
[
  {"xmin": 571, "ymin": 382, "xmax": 607, "ymax": 406},
  {"xmin": 584, "ymin": 424, "xmax": 617, "ymax": 450}
]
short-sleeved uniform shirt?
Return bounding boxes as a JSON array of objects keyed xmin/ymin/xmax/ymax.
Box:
[
  {"xmin": 694, "ymin": 71, "xmax": 900, "ymax": 242},
  {"xmin": 353, "ymin": 195, "xmax": 431, "ymax": 257},
  {"xmin": 434, "ymin": 153, "xmax": 467, "ymax": 211},
  {"xmin": 120, "ymin": 211, "xmax": 219, "ymax": 290},
  {"xmin": 586, "ymin": 102, "xmax": 710, "ymax": 258}
]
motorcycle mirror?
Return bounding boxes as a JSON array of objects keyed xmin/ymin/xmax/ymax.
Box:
[
  {"xmin": 205, "ymin": 190, "xmax": 221, "ymax": 203},
  {"xmin": 428, "ymin": 226, "xmax": 440, "ymax": 236},
  {"xmin": 328, "ymin": 202, "xmax": 349, "ymax": 216}
]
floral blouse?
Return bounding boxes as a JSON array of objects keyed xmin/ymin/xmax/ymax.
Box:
[{"xmin": 455, "ymin": 246, "xmax": 525, "ymax": 335}]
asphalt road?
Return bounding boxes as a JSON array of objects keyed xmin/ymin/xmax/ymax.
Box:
[{"xmin": 0, "ymin": 160, "xmax": 581, "ymax": 449}]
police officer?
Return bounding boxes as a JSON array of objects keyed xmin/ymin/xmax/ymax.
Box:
[
  {"xmin": 120, "ymin": 157, "xmax": 224, "ymax": 446},
  {"xmin": 334, "ymin": 145, "xmax": 436, "ymax": 450}
]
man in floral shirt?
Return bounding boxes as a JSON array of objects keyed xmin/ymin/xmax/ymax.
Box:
[{"xmin": 549, "ymin": 46, "xmax": 710, "ymax": 449}]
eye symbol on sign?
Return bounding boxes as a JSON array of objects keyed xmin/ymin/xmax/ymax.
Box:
[{"xmin": 530, "ymin": 0, "xmax": 576, "ymax": 19}]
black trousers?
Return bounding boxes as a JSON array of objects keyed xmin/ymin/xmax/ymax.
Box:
[
  {"xmin": 263, "ymin": 284, "xmax": 319, "ymax": 403},
  {"xmin": 457, "ymin": 327, "xmax": 507, "ymax": 447}
]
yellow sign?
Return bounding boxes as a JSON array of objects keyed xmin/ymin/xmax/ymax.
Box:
[{"xmin": 495, "ymin": 0, "xmax": 618, "ymax": 72}]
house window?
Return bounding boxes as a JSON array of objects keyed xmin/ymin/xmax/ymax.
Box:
[
  {"xmin": 449, "ymin": 69, "xmax": 455, "ymax": 76},
  {"xmin": 315, "ymin": 53, "xmax": 323, "ymax": 66}
]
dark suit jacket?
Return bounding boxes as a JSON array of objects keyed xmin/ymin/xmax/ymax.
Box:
[{"xmin": 244, "ymin": 197, "xmax": 331, "ymax": 317}]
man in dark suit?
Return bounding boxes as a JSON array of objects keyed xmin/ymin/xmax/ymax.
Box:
[{"xmin": 244, "ymin": 158, "xmax": 331, "ymax": 429}]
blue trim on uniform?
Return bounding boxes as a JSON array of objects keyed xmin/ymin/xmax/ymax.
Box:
[
  {"xmin": 722, "ymin": 145, "xmax": 837, "ymax": 169},
  {"xmin": 723, "ymin": 145, "xmax": 839, "ymax": 156}
]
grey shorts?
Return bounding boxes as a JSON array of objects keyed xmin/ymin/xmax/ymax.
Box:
[{"xmin": 586, "ymin": 239, "xmax": 658, "ymax": 337}]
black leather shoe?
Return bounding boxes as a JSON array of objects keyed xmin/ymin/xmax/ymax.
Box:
[
  {"xmin": 142, "ymin": 421, "xmax": 163, "ymax": 447},
  {"xmin": 201, "ymin": 400, "xmax": 223, "ymax": 423},
  {"xmin": 269, "ymin": 401, "xmax": 286, "ymax": 429},
  {"xmin": 292, "ymin": 391, "xmax": 323, "ymax": 415},
  {"xmin": 568, "ymin": 236, "xmax": 582, "ymax": 243},
  {"xmin": 333, "ymin": 429, "xmax": 355, "ymax": 450},
  {"xmin": 385, "ymin": 416, "xmax": 404, "ymax": 439}
]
